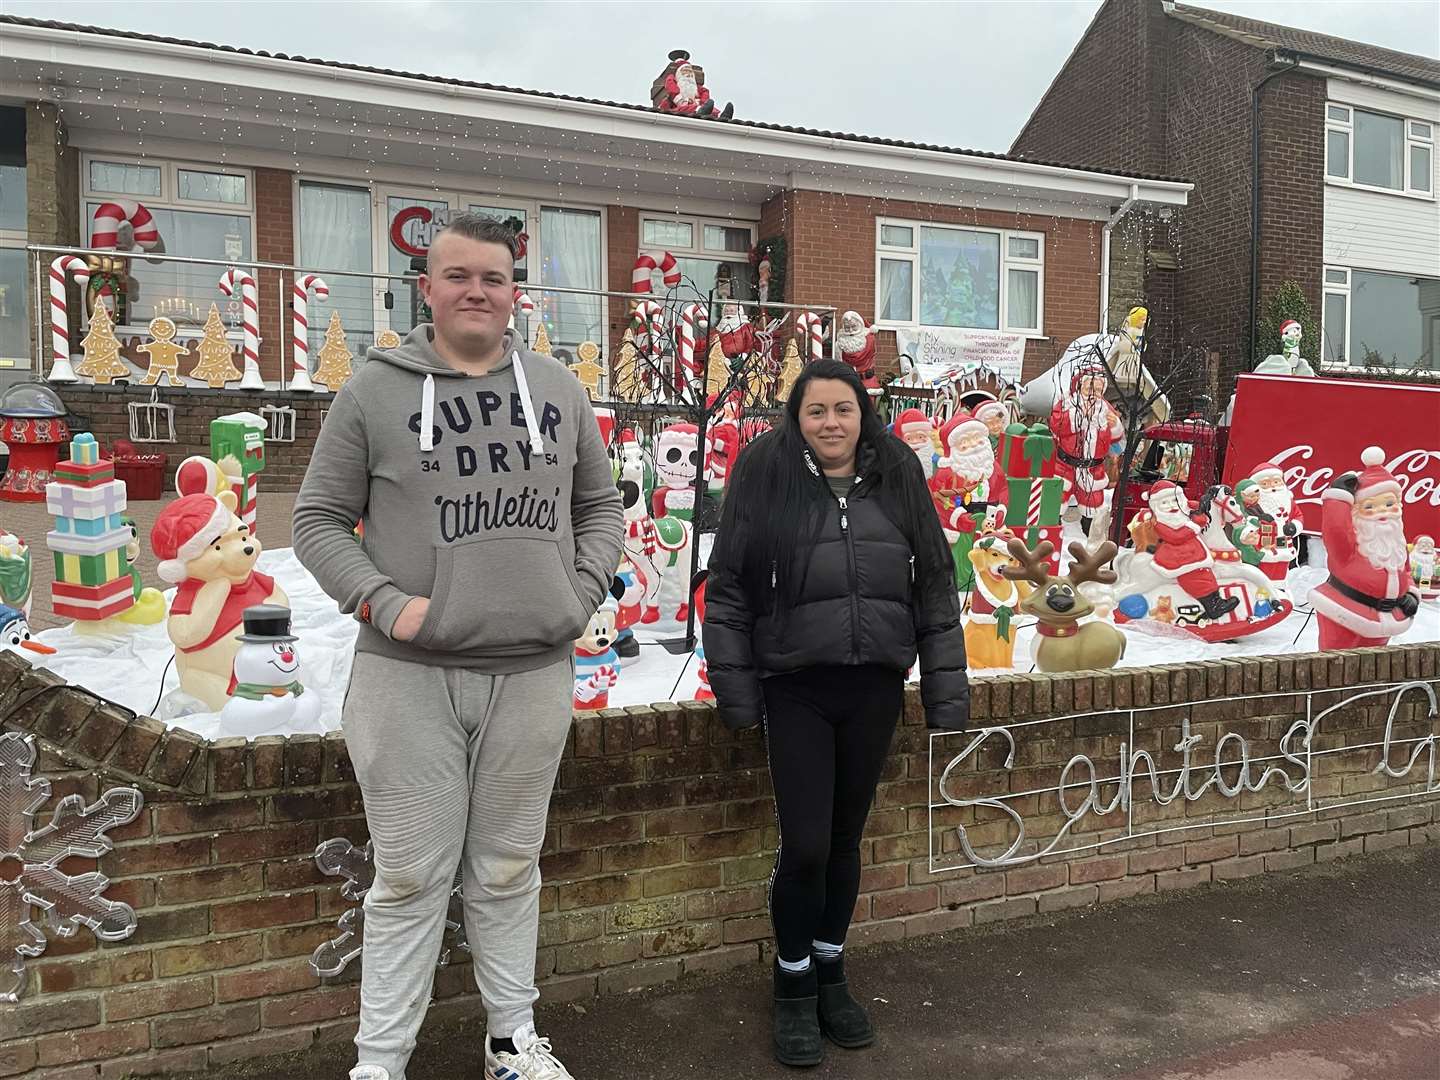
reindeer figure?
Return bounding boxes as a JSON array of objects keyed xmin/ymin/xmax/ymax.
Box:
[{"xmin": 1002, "ymin": 538, "xmax": 1127, "ymax": 673}]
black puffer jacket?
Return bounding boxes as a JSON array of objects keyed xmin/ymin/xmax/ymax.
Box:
[{"xmin": 704, "ymin": 441, "xmax": 969, "ymax": 732}]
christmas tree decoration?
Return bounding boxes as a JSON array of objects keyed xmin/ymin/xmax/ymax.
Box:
[
  {"xmin": 375, "ymin": 328, "xmax": 402, "ymax": 349},
  {"xmin": 1311, "ymin": 446, "xmax": 1421, "ymax": 650},
  {"xmin": 137, "ymin": 317, "xmax": 189, "ymax": 387},
  {"xmin": 777, "ymin": 338, "xmax": 803, "ymax": 402},
  {"xmin": 46, "ymin": 433, "xmax": 137, "ymax": 623},
  {"xmin": 531, "ymin": 321, "xmax": 554, "ymax": 357},
  {"xmin": 290, "ymin": 274, "xmax": 329, "ymax": 392},
  {"xmin": 312, "ymin": 311, "xmax": 354, "ymax": 391},
  {"xmin": 649, "ymin": 49, "xmax": 734, "ymax": 121},
  {"xmin": 705, "ymin": 333, "xmax": 730, "ymax": 399},
  {"xmin": 613, "ymin": 327, "xmax": 641, "ymax": 402},
  {"xmin": 569, "ymin": 341, "xmax": 604, "ymax": 400},
  {"xmin": 74, "ymin": 303, "xmax": 130, "ymax": 386},
  {"xmin": 1001, "ymin": 539, "xmax": 1127, "ymax": 673},
  {"xmin": 309, "ymin": 837, "xmax": 467, "ymax": 978},
  {"xmin": 211, "ymin": 413, "xmax": 267, "ymax": 535},
  {"xmin": 1, "ymin": 731, "xmax": 143, "ymax": 1002},
  {"xmin": 218, "ymin": 269, "xmax": 265, "ymax": 391},
  {"xmin": 219, "ymin": 605, "xmax": 323, "ymax": 737},
  {"xmin": 189, "ymin": 304, "xmax": 242, "ymax": 388}
]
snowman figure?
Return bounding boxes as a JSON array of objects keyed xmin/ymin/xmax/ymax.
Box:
[
  {"xmin": 220, "ymin": 605, "xmax": 322, "ymax": 738},
  {"xmin": 0, "ymin": 604, "xmax": 56, "ymax": 663}
]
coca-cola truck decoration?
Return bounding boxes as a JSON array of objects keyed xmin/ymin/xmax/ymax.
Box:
[{"xmin": 1221, "ymin": 374, "xmax": 1440, "ymax": 540}]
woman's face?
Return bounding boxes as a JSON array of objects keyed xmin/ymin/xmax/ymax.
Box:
[{"xmin": 799, "ymin": 378, "xmax": 861, "ymax": 473}]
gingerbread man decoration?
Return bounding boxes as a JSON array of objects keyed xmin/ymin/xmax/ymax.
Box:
[{"xmin": 139, "ymin": 317, "xmax": 189, "ymax": 387}]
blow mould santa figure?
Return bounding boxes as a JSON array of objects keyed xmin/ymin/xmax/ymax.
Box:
[
  {"xmin": 974, "ymin": 400, "xmax": 1009, "ymax": 445},
  {"xmin": 1051, "ymin": 363, "xmax": 1124, "ymax": 535},
  {"xmin": 1144, "ymin": 480, "xmax": 1242, "ymax": 622},
  {"xmin": 1410, "ymin": 534, "xmax": 1438, "ymax": 602},
  {"xmin": 705, "ymin": 389, "xmax": 743, "ymax": 493},
  {"xmin": 708, "ymin": 303, "xmax": 756, "ymax": 361},
  {"xmin": 894, "ymin": 408, "xmax": 939, "ymax": 480},
  {"xmin": 1249, "ymin": 460, "xmax": 1303, "ymax": 583},
  {"xmin": 835, "ymin": 311, "xmax": 879, "ymax": 392},
  {"xmin": 1310, "ymin": 447, "xmax": 1421, "ymax": 650},
  {"xmin": 651, "ymin": 49, "xmax": 735, "ymax": 121}
]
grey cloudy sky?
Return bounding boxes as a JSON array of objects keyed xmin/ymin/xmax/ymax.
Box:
[{"xmin": 7, "ymin": 0, "xmax": 1438, "ymax": 152}]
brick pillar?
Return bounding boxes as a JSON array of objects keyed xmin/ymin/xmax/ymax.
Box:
[
  {"xmin": 253, "ymin": 167, "xmax": 295, "ymax": 384},
  {"xmin": 25, "ymin": 101, "xmax": 80, "ymax": 368},
  {"xmin": 605, "ymin": 206, "xmax": 639, "ymax": 366}
]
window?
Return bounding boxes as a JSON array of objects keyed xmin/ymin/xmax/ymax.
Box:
[
  {"xmin": 298, "ymin": 181, "xmax": 375, "ymax": 360},
  {"xmin": 539, "ymin": 206, "xmax": 603, "ymax": 347},
  {"xmin": 874, "ymin": 218, "xmax": 1044, "ymax": 335},
  {"xmin": 0, "ymin": 107, "xmax": 26, "ymax": 368},
  {"xmin": 82, "ymin": 155, "xmax": 254, "ymax": 331},
  {"xmin": 637, "ymin": 214, "xmax": 757, "ymax": 300},
  {"xmin": 1322, "ymin": 265, "xmax": 1439, "ymax": 369},
  {"xmin": 1325, "ymin": 104, "xmax": 1434, "ymax": 197}
]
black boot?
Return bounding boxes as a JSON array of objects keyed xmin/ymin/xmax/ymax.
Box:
[
  {"xmin": 814, "ymin": 952, "xmax": 874, "ymax": 1048},
  {"xmin": 1199, "ymin": 591, "xmax": 1240, "ymax": 620},
  {"xmin": 773, "ymin": 961, "xmax": 823, "ymax": 1067},
  {"xmin": 719, "ymin": 101, "xmax": 735, "ymax": 121},
  {"xmin": 1081, "ymin": 516, "xmax": 1093, "ymax": 538}
]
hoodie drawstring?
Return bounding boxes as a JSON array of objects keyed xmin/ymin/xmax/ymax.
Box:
[
  {"xmin": 419, "ymin": 372, "xmax": 435, "ymax": 453},
  {"xmin": 510, "ymin": 351, "xmax": 546, "ymax": 456}
]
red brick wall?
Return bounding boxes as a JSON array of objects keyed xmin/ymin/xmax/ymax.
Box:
[
  {"xmin": 253, "ymin": 168, "xmax": 296, "ymax": 385},
  {"xmin": 604, "ymin": 206, "xmax": 641, "ymax": 365},
  {"xmin": 1, "ymin": 647, "xmax": 1437, "ymax": 1076},
  {"xmin": 785, "ymin": 190, "xmax": 1102, "ymax": 382}
]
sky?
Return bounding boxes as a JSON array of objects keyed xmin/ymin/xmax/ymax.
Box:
[{"xmin": 4, "ymin": 0, "xmax": 1437, "ymax": 152}]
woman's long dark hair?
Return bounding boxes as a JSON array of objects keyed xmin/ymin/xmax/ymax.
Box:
[{"xmin": 713, "ymin": 359, "xmax": 951, "ymax": 618}]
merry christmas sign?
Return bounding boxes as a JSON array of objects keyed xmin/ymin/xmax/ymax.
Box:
[{"xmin": 1223, "ymin": 373, "xmax": 1440, "ymax": 539}]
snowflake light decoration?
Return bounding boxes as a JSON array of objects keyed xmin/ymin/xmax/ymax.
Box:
[
  {"xmin": 310, "ymin": 836, "xmax": 468, "ymax": 978},
  {"xmin": 1, "ymin": 731, "xmax": 143, "ymax": 1001}
]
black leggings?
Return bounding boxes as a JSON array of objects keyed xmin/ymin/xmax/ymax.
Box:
[{"xmin": 762, "ymin": 665, "xmax": 903, "ymax": 963}]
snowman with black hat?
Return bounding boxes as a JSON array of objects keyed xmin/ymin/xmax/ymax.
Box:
[{"xmin": 219, "ymin": 604, "xmax": 322, "ymax": 738}]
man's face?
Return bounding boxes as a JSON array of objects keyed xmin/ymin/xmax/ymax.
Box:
[
  {"xmin": 1356, "ymin": 491, "xmax": 1400, "ymax": 523},
  {"xmin": 419, "ymin": 233, "xmax": 514, "ymax": 351}
]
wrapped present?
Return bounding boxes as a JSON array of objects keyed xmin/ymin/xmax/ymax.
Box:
[
  {"xmin": 999, "ymin": 422, "xmax": 1056, "ymax": 480},
  {"xmin": 1020, "ymin": 524, "xmax": 1063, "ymax": 576},
  {"xmin": 45, "ymin": 478, "xmax": 127, "ymax": 520},
  {"xmin": 52, "ymin": 575, "xmax": 134, "ymax": 621},
  {"xmin": 1005, "ymin": 476, "xmax": 1063, "ymax": 532}
]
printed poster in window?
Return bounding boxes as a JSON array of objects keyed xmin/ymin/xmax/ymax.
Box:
[
  {"xmin": 894, "ymin": 326, "xmax": 1027, "ymax": 387},
  {"xmin": 919, "ymin": 228, "xmax": 999, "ymax": 330}
]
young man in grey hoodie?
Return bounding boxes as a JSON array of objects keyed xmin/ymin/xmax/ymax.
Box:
[{"xmin": 294, "ymin": 214, "xmax": 623, "ymax": 1080}]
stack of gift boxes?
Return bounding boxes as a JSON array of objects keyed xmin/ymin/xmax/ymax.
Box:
[
  {"xmin": 997, "ymin": 421, "xmax": 1063, "ymax": 575},
  {"xmin": 45, "ymin": 433, "xmax": 136, "ymax": 621},
  {"xmin": 211, "ymin": 412, "xmax": 266, "ymax": 535}
]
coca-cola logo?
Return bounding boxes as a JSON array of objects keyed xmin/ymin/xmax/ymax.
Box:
[{"xmin": 1269, "ymin": 446, "xmax": 1440, "ymax": 509}]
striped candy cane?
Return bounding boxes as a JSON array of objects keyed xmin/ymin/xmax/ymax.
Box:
[
  {"xmin": 632, "ymin": 300, "xmax": 666, "ymax": 350},
  {"xmin": 218, "ymin": 269, "xmax": 265, "ymax": 390},
  {"xmin": 1026, "ymin": 480, "xmax": 1045, "ymax": 526},
  {"xmin": 513, "ymin": 286, "xmax": 535, "ymax": 316},
  {"xmin": 290, "ymin": 273, "xmax": 329, "ymax": 392},
  {"xmin": 795, "ymin": 312, "xmax": 823, "ymax": 363},
  {"xmin": 675, "ymin": 302, "xmax": 708, "ymax": 392},
  {"xmin": 631, "ymin": 251, "xmax": 680, "ymax": 294},
  {"xmin": 91, "ymin": 200, "xmax": 161, "ymax": 251},
  {"xmin": 48, "ymin": 256, "xmax": 90, "ymax": 384}
]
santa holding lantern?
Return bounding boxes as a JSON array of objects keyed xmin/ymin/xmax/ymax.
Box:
[
  {"xmin": 1144, "ymin": 480, "xmax": 1242, "ymax": 622},
  {"xmin": 835, "ymin": 310, "xmax": 879, "ymax": 391},
  {"xmin": 1050, "ymin": 363, "xmax": 1124, "ymax": 535},
  {"xmin": 1310, "ymin": 447, "xmax": 1421, "ymax": 650}
]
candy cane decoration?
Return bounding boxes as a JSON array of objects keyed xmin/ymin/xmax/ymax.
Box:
[
  {"xmin": 218, "ymin": 269, "xmax": 265, "ymax": 390},
  {"xmin": 513, "ymin": 286, "xmax": 535, "ymax": 317},
  {"xmin": 290, "ymin": 273, "xmax": 329, "ymax": 392},
  {"xmin": 795, "ymin": 312, "xmax": 823, "ymax": 363},
  {"xmin": 632, "ymin": 251, "xmax": 680, "ymax": 294},
  {"xmin": 91, "ymin": 200, "xmax": 162, "ymax": 252},
  {"xmin": 676, "ymin": 302, "xmax": 708, "ymax": 393},
  {"xmin": 48, "ymin": 256, "xmax": 90, "ymax": 384}
]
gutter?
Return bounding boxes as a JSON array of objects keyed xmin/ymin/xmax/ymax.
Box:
[
  {"xmin": 1100, "ymin": 184, "xmax": 1140, "ymax": 333},
  {"xmin": 1247, "ymin": 52, "xmax": 1301, "ymax": 365}
]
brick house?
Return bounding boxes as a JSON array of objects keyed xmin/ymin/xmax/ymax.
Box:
[
  {"xmin": 1012, "ymin": 0, "xmax": 1440, "ymax": 396},
  {"xmin": 0, "ymin": 16, "xmax": 1189, "ymax": 482}
]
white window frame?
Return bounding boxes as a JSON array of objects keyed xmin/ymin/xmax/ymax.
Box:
[
  {"xmin": 1321, "ymin": 266, "xmax": 1350, "ymax": 365},
  {"xmin": 369, "ymin": 184, "xmax": 610, "ymax": 343},
  {"xmin": 1323, "ymin": 103, "xmax": 1434, "ymax": 200},
  {"xmin": 873, "ymin": 217, "xmax": 1045, "ymax": 337},
  {"xmin": 638, "ymin": 214, "xmax": 756, "ymax": 263},
  {"xmin": 82, "ymin": 153, "xmax": 256, "ymax": 216}
]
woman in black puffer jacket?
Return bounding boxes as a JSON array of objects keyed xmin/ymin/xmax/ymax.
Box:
[{"xmin": 703, "ymin": 359, "xmax": 968, "ymax": 1068}]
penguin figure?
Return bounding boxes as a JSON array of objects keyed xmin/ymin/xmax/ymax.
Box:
[
  {"xmin": 0, "ymin": 604, "xmax": 55, "ymax": 662},
  {"xmin": 219, "ymin": 605, "xmax": 322, "ymax": 738}
]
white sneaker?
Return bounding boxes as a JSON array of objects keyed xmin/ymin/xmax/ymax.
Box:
[
  {"xmin": 485, "ymin": 1022, "xmax": 575, "ymax": 1080},
  {"xmin": 349, "ymin": 1068, "xmax": 390, "ymax": 1080}
]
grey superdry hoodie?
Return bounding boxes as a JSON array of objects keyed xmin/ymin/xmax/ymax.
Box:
[{"xmin": 293, "ymin": 325, "xmax": 624, "ymax": 673}]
